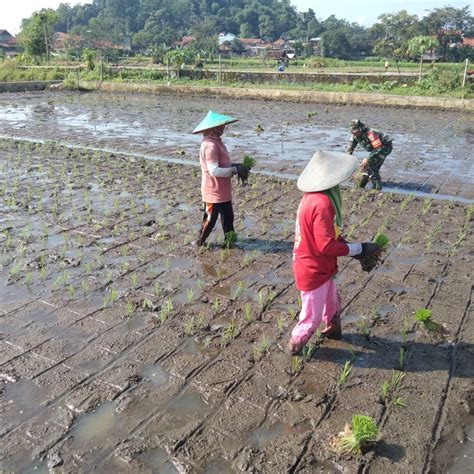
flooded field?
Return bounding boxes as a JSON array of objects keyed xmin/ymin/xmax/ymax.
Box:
[
  {"xmin": 0, "ymin": 91, "xmax": 473, "ymax": 472},
  {"xmin": 0, "ymin": 90, "xmax": 473, "ymax": 199}
]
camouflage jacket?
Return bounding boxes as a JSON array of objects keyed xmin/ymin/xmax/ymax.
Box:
[{"xmin": 347, "ymin": 129, "xmax": 392, "ymax": 158}]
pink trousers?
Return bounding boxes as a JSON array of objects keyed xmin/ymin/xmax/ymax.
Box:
[{"xmin": 290, "ymin": 279, "xmax": 341, "ymax": 347}]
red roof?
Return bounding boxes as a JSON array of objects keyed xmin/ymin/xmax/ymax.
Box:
[
  {"xmin": 239, "ymin": 38, "xmax": 265, "ymax": 45},
  {"xmin": 175, "ymin": 36, "xmax": 195, "ymax": 47},
  {"xmin": 463, "ymin": 37, "xmax": 474, "ymax": 47}
]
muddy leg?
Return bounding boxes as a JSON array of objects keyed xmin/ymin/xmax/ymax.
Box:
[{"xmin": 197, "ymin": 202, "xmax": 219, "ymax": 246}]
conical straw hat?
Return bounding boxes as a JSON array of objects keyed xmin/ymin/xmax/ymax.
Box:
[
  {"xmin": 297, "ymin": 150, "xmax": 358, "ymax": 192},
  {"xmin": 192, "ymin": 110, "xmax": 238, "ymax": 134}
]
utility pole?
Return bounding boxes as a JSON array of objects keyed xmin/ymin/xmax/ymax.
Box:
[{"xmin": 38, "ymin": 13, "xmax": 50, "ymax": 63}]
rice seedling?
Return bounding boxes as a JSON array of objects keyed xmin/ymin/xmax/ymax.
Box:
[
  {"xmin": 334, "ymin": 415, "xmax": 379, "ymax": 455},
  {"xmin": 110, "ymin": 288, "xmax": 119, "ymax": 303},
  {"xmin": 223, "ymin": 230, "xmax": 237, "ymax": 249},
  {"xmin": 288, "ymin": 307, "xmax": 297, "ymax": 321},
  {"xmin": 213, "ymin": 297, "xmax": 221, "ymax": 314},
  {"xmin": 358, "ymin": 319, "xmax": 370, "ymax": 338},
  {"xmin": 184, "ymin": 317, "xmax": 194, "ymax": 335},
  {"xmin": 277, "ymin": 315, "xmax": 284, "ymax": 336},
  {"xmin": 67, "ymin": 284, "xmax": 76, "ymax": 298},
  {"xmin": 399, "ymin": 347, "xmax": 406, "ymax": 370},
  {"xmin": 186, "ymin": 288, "xmax": 196, "ymax": 303},
  {"xmin": 232, "ymin": 281, "xmax": 245, "ymax": 300},
  {"xmin": 252, "ymin": 345, "xmax": 263, "ymax": 361},
  {"xmin": 160, "ymin": 299, "xmax": 173, "ymax": 324},
  {"xmin": 338, "ymin": 360, "xmax": 352, "ymax": 388},
  {"xmin": 394, "ymin": 397, "xmax": 407, "ymax": 408},
  {"xmin": 221, "ymin": 320, "xmax": 237, "ymax": 346},
  {"xmin": 25, "ymin": 272, "xmax": 32, "ymax": 288},
  {"xmin": 414, "ymin": 308, "xmax": 443, "ymax": 333},
  {"xmin": 244, "ymin": 303, "xmax": 252, "ymax": 322},
  {"xmin": 127, "ymin": 301, "xmax": 135, "ymax": 318},
  {"xmin": 380, "ymin": 380, "xmax": 390, "ymax": 404},
  {"xmin": 369, "ymin": 305, "xmax": 379, "ymax": 321},
  {"xmin": 142, "ymin": 298, "xmax": 154, "ymax": 310},
  {"xmin": 302, "ymin": 342, "xmax": 316, "ymax": 361},
  {"xmin": 290, "ymin": 356, "xmax": 302, "ymax": 375}
]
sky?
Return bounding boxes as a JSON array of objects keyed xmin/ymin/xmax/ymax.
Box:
[{"xmin": 2, "ymin": 0, "xmax": 472, "ymax": 35}]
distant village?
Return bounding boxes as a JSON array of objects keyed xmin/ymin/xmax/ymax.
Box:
[{"xmin": 0, "ymin": 29, "xmax": 319, "ymax": 61}]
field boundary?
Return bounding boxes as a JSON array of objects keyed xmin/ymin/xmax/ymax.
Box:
[{"xmin": 78, "ymin": 80, "xmax": 474, "ymax": 112}]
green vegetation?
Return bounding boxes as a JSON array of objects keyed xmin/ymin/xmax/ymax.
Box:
[
  {"xmin": 242, "ymin": 155, "xmax": 256, "ymax": 169},
  {"xmin": 373, "ymin": 232, "xmax": 390, "ymax": 250},
  {"xmin": 336, "ymin": 415, "xmax": 379, "ymax": 455},
  {"xmin": 337, "ymin": 360, "xmax": 352, "ymax": 388},
  {"xmin": 414, "ymin": 308, "xmax": 443, "ymax": 332}
]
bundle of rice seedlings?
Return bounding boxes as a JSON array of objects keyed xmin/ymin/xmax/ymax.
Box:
[
  {"xmin": 373, "ymin": 232, "xmax": 389, "ymax": 250},
  {"xmin": 242, "ymin": 155, "xmax": 256, "ymax": 169},
  {"xmin": 331, "ymin": 414, "xmax": 379, "ymax": 455}
]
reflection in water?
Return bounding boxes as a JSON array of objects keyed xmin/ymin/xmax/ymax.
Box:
[
  {"xmin": 448, "ymin": 422, "xmax": 474, "ymax": 473},
  {"xmin": 71, "ymin": 402, "xmax": 115, "ymax": 444},
  {"xmin": 142, "ymin": 363, "xmax": 169, "ymax": 386},
  {"xmin": 140, "ymin": 447, "xmax": 179, "ymax": 473}
]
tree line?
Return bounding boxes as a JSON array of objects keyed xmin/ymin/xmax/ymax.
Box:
[{"xmin": 19, "ymin": 1, "xmax": 474, "ymax": 62}]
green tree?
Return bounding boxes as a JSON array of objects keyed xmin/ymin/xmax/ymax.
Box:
[
  {"xmin": 407, "ymin": 35, "xmax": 439, "ymax": 79},
  {"xmin": 371, "ymin": 10, "xmax": 421, "ymax": 58},
  {"xmin": 420, "ymin": 6, "xmax": 473, "ymax": 60},
  {"xmin": 164, "ymin": 48, "xmax": 187, "ymax": 78},
  {"xmin": 20, "ymin": 9, "xmax": 59, "ymax": 62},
  {"xmin": 320, "ymin": 28, "xmax": 351, "ymax": 59}
]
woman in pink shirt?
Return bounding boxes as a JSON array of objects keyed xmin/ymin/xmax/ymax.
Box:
[
  {"xmin": 287, "ymin": 150, "xmax": 381, "ymax": 355},
  {"xmin": 192, "ymin": 111, "xmax": 249, "ymax": 247}
]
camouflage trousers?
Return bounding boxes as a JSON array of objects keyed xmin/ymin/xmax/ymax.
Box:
[{"xmin": 364, "ymin": 142, "xmax": 393, "ymax": 182}]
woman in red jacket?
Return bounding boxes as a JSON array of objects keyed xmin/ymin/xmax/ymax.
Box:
[{"xmin": 287, "ymin": 150, "xmax": 381, "ymax": 355}]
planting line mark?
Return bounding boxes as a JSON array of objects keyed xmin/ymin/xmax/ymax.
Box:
[
  {"xmin": 422, "ymin": 285, "xmax": 472, "ymax": 474},
  {"xmin": 2, "ymin": 135, "xmax": 473, "ymax": 203}
]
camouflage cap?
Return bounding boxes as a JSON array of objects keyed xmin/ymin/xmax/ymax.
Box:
[{"xmin": 350, "ymin": 119, "xmax": 366, "ymax": 131}]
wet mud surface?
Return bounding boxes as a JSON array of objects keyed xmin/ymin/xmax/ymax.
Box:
[
  {"xmin": 0, "ymin": 135, "xmax": 472, "ymax": 473},
  {"xmin": 0, "ymin": 90, "xmax": 473, "ymax": 200}
]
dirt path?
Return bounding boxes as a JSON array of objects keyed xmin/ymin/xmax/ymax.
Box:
[{"xmin": 0, "ymin": 136, "xmax": 472, "ymax": 472}]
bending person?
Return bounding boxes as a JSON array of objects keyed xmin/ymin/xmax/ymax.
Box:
[{"xmin": 287, "ymin": 150, "xmax": 381, "ymax": 354}]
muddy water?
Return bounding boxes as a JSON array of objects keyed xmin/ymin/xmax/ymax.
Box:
[
  {"xmin": 0, "ymin": 99, "xmax": 473, "ymax": 472},
  {"xmin": 0, "ymin": 90, "xmax": 473, "ymax": 198}
]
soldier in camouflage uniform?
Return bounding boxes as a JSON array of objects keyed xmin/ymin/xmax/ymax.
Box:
[{"xmin": 347, "ymin": 119, "xmax": 393, "ymax": 191}]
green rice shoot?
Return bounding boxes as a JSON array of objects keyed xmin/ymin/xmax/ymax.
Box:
[
  {"xmin": 373, "ymin": 232, "xmax": 389, "ymax": 249},
  {"xmin": 338, "ymin": 414, "xmax": 379, "ymax": 454},
  {"xmin": 414, "ymin": 308, "xmax": 443, "ymax": 332},
  {"xmin": 242, "ymin": 155, "xmax": 256, "ymax": 169}
]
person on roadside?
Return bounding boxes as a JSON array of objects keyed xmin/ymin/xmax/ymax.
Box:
[
  {"xmin": 287, "ymin": 150, "xmax": 381, "ymax": 355},
  {"xmin": 192, "ymin": 110, "xmax": 249, "ymax": 248},
  {"xmin": 347, "ymin": 119, "xmax": 393, "ymax": 191}
]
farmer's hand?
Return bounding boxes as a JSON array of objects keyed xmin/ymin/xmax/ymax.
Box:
[
  {"xmin": 360, "ymin": 158, "xmax": 369, "ymax": 170},
  {"xmin": 359, "ymin": 242, "xmax": 382, "ymax": 258},
  {"xmin": 236, "ymin": 164, "xmax": 250, "ymax": 181}
]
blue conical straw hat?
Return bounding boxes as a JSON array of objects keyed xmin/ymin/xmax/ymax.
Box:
[{"xmin": 192, "ymin": 110, "xmax": 238, "ymax": 134}]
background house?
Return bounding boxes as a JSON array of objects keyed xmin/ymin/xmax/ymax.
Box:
[{"xmin": 0, "ymin": 30, "xmax": 20, "ymax": 57}]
